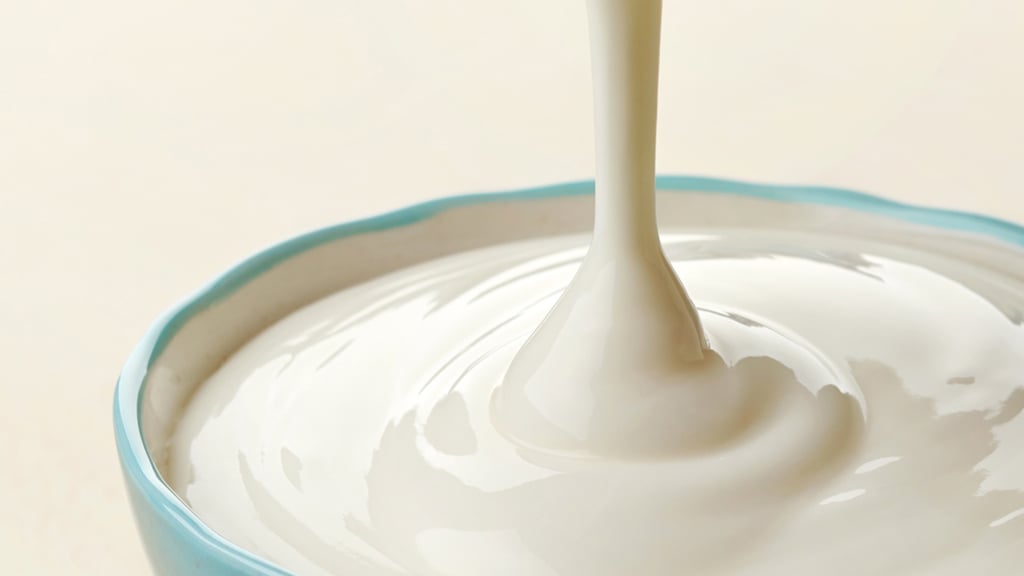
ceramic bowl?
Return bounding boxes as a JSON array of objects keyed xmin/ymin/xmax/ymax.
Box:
[{"xmin": 114, "ymin": 176, "xmax": 1024, "ymax": 575}]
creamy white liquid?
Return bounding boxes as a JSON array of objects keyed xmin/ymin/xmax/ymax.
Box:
[
  {"xmin": 494, "ymin": 0, "xmax": 711, "ymax": 458},
  {"xmin": 169, "ymin": 230, "xmax": 1024, "ymax": 575},
  {"xmin": 165, "ymin": 0, "xmax": 1024, "ymax": 573}
]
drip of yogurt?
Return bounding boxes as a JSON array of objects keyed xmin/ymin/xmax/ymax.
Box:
[{"xmin": 493, "ymin": 0, "xmax": 715, "ymax": 458}]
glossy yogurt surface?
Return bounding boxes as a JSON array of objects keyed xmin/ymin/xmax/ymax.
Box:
[{"xmin": 168, "ymin": 226, "xmax": 1024, "ymax": 575}]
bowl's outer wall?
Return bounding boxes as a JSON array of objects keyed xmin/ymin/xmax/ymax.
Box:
[{"xmin": 124, "ymin": 473, "xmax": 241, "ymax": 575}]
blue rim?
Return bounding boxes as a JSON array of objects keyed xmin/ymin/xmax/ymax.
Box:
[{"xmin": 113, "ymin": 175, "xmax": 1024, "ymax": 574}]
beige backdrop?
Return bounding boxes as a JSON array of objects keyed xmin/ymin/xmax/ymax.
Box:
[{"xmin": 1, "ymin": 1, "xmax": 1022, "ymax": 574}]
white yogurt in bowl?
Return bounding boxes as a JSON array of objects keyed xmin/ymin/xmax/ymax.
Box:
[
  {"xmin": 119, "ymin": 1, "xmax": 1024, "ymax": 574},
  {"xmin": 157, "ymin": 185, "xmax": 1024, "ymax": 575}
]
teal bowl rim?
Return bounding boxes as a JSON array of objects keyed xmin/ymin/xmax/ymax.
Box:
[{"xmin": 113, "ymin": 175, "xmax": 1024, "ymax": 575}]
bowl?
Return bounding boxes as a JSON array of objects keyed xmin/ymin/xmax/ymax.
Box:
[{"xmin": 114, "ymin": 176, "xmax": 1024, "ymax": 575}]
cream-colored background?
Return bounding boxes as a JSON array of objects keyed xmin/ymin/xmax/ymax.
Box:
[{"xmin": 1, "ymin": 1, "xmax": 1022, "ymax": 574}]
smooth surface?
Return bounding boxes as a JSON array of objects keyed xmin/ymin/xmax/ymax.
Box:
[
  {"xmin": 3, "ymin": 1, "xmax": 1024, "ymax": 574},
  {"xmin": 168, "ymin": 215, "xmax": 1024, "ymax": 574}
]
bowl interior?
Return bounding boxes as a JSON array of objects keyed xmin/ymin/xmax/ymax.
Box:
[
  {"xmin": 138, "ymin": 184, "xmax": 1024, "ymax": 473},
  {"xmin": 116, "ymin": 177, "xmax": 1024, "ymax": 574}
]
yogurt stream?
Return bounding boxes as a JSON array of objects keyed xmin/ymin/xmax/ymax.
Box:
[{"xmin": 167, "ymin": 0, "xmax": 1024, "ymax": 574}]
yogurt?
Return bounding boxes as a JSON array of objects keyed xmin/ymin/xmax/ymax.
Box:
[
  {"xmin": 168, "ymin": 230, "xmax": 1024, "ymax": 575},
  {"xmin": 165, "ymin": 0, "xmax": 1024, "ymax": 573}
]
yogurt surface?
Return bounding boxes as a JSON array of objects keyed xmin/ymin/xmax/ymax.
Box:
[{"xmin": 168, "ymin": 227, "xmax": 1024, "ymax": 575}]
